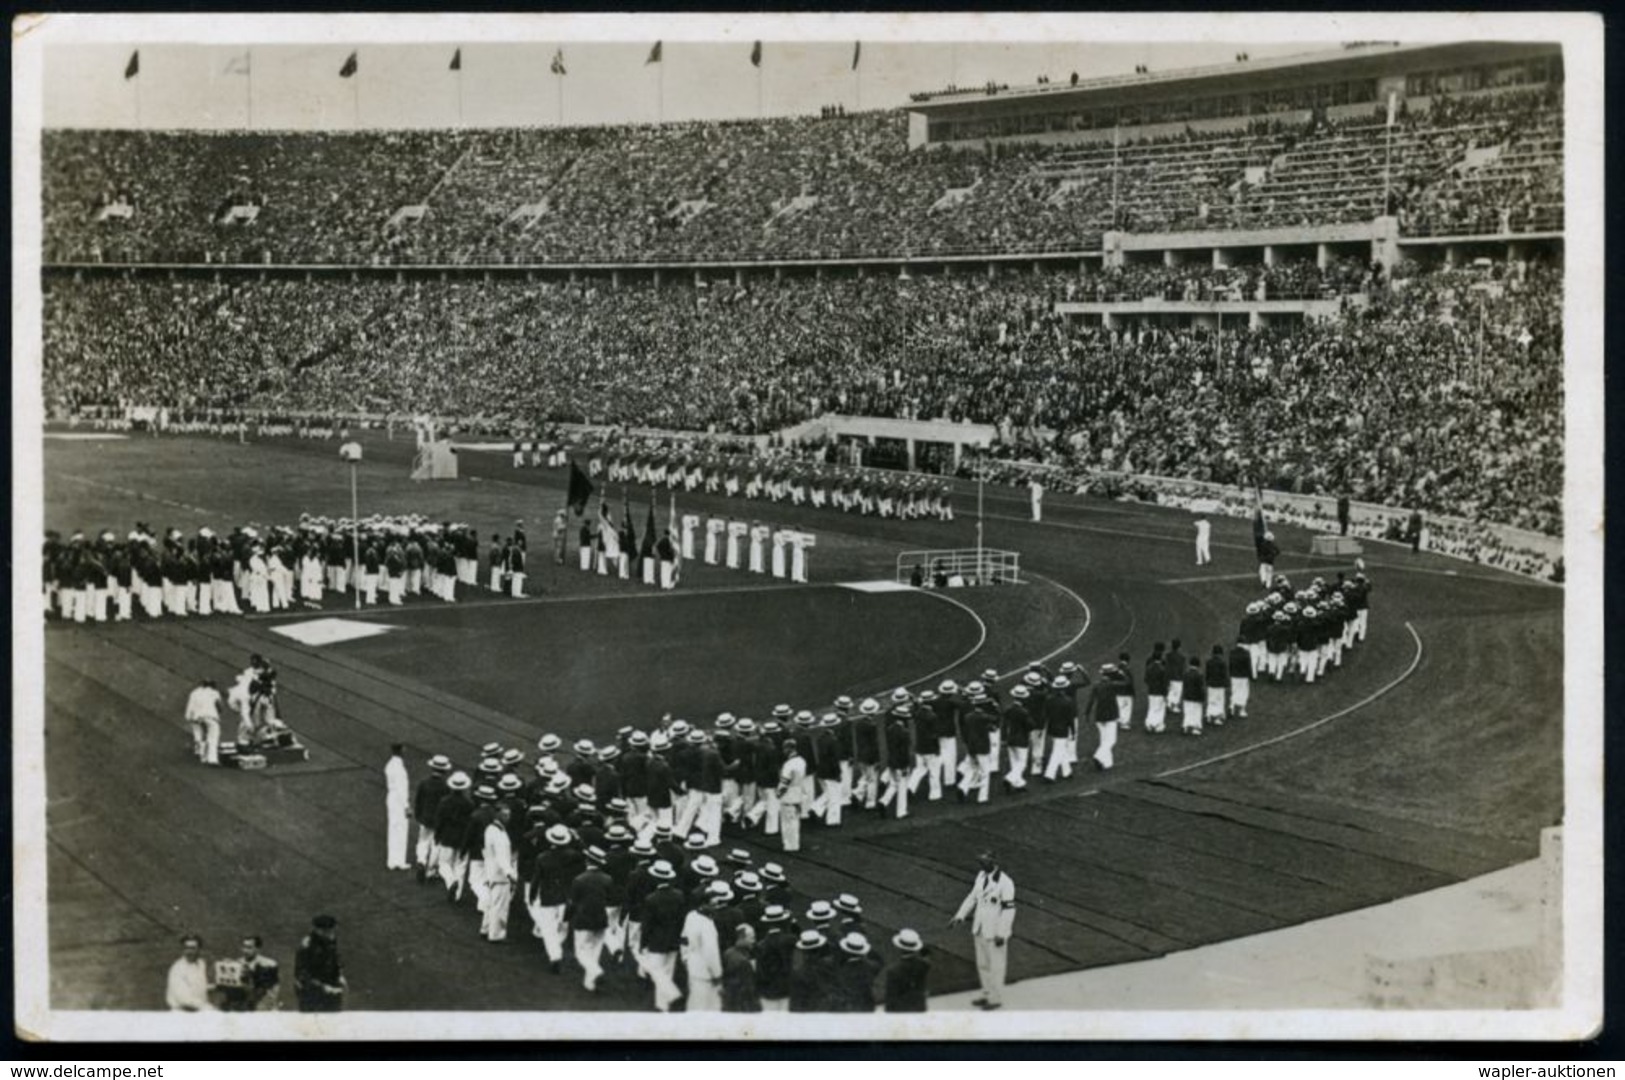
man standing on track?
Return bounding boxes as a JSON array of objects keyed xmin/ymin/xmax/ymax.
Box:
[
  {"xmin": 384, "ymin": 743, "xmax": 411, "ymax": 871},
  {"xmin": 1029, "ymin": 477, "xmax": 1044, "ymax": 522},
  {"xmin": 949, "ymin": 851, "xmax": 1016, "ymax": 1011},
  {"xmin": 184, "ymin": 677, "xmax": 223, "ymax": 766},
  {"xmin": 1195, "ymin": 514, "xmax": 1212, "ymax": 565}
]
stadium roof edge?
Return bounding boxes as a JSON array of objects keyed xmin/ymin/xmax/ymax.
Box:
[{"xmin": 907, "ymin": 40, "xmax": 1560, "ymax": 114}]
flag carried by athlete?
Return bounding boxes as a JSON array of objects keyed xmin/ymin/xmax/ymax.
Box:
[{"xmin": 567, "ymin": 459, "xmax": 595, "ymax": 516}]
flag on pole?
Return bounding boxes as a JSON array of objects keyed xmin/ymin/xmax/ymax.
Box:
[
  {"xmin": 646, "ymin": 41, "xmax": 662, "ymax": 65},
  {"xmin": 668, "ymin": 491, "xmax": 682, "ymax": 581},
  {"xmin": 339, "ymin": 51, "xmax": 358, "ymax": 78},
  {"xmin": 124, "ymin": 50, "xmax": 140, "ymax": 80},
  {"xmin": 599, "ymin": 500, "xmax": 621, "ymax": 562},
  {"xmin": 450, "ymin": 48, "xmax": 461, "ymax": 71},
  {"xmin": 641, "ymin": 497, "xmax": 658, "ymax": 563},
  {"xmin": 750, "ymin": 41, "xmax": 762, "ymax": 68},
  {"xmin": 622, "ymin": 497, "xmax": 639, "ymax": 570},
  {"xmin": 852, "ymin": 41, "xmax": 861, "ymax": 70},
  {"xmin": 566, "ymin": 459, "xmax": 594, "ymax": 515},
  {"xmin": 550, "ymin": 48, "xmax": 566, "ymax": 76},
  {"xmin": 223, "ymin": 52, "xmax": 250, "ymax": 76}
]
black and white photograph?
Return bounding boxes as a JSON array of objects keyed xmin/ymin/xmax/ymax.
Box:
[{"xmin": 10, "ymin": 12, "xmax": 1604, "ymax": 1043}]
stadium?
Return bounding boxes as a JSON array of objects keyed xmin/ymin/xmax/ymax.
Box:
[{"xmin": 17, "ymin": 21, "xmax": 1598, "ymax": 1037}]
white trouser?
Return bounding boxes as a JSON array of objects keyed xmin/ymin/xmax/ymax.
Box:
[
  {"xmin": 1004, "ymin": 746, "xmax": 1029, "ymax": 788},
  {"xmin": 1230, "ymin": 677, "xmax": 1250, "ymax": 714},
  {"xmin": 193, "ymin": 716, "xmax": 220, "ymax": 765},
  {"xmin": 1093, "ymin": 721, "xmax": 1117, "ymax": 769},
  {"xmin": 1206, "ymin": 687, "xmax": 1226, "ymax": 722},
  {"xmin": 416, "ymin": 823, "xmax": 436, "ymax": 868},
  {"xmin": 1029, "ymin": 732, "xmax": 1047, "ymax": 775},
  {"xmin": 574, "ymin": 928, "xmax": 605, "ymax": 989},
  {"xmin": 779, "ymin": 802, "xmax": 802, "ymax": 851},
  {"xmin": 468, "ymin": 859, "xmax": 489, "ymax": 911},
  {"xmin": 822, "ymin": 778, "xmax": 844, "ymax": 826},
  {"xmin": 1116, "ymin": 695, "xmax": 1133, "ymax": 730},
  {"xmin": 483, "ymin": 881, "xmax": 513, "ymax": 941},
  {"xmin": 1146, "ymin": 696, "xmax": 1167, "ymax": 733},
  {"xmin": 1182, "ymin": 700, "xmax": 1203, "ymax": 734},
  {"xmin": 698, "ymin": 792, "xmax": 723, "ymax": 846},
  {"xmin": 386, "ymin": 801, "xmax": 409, "ymax": 868},
  {"xmin": 1044, "ymin": 735, "xmax": 1073, "ymax": 779},
  {"xmin": 509, "ymin": 573, "xmax": 525, "ymax": 598},
  {"xmin": 533, "ymin": 904, "xmax": 568, "ymax": 961},
  {"xmin": 974, "ymin": 935, "xmax": 1009, "ymax": 1006},
  {"xmin": 643, "ymin": 950, "xmax": 681, "ymax": 1011},
  {"xmin": 937, "ymin": 738, "xmax": 958, "ymax": 794}
]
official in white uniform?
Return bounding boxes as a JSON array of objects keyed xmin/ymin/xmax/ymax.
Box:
[
  {"xmin": 1029, "ymin": 479, "xmax": 1044, "ymax": 522},
  {"xmin": 384, "ymin": 743, "xmax": 411, "ymax": 870},
  {"xmin": 949, "ymin": 851, "xmax": 1017, "ymax": 1010},
  {"xmin": 1194, "ymin": 516, "xmax": 1212, "ymax": 565},
  {"xmin": 481, "ymin": 806, "xmax": 517, "ymax": 942},
  {"xmin": 184, "ymin": 678, "xmax": 223, "ymax": 766}
]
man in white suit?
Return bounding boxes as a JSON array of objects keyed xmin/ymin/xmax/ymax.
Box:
[{"xmin": 949, "ymin": 851, "xmax": 1016, "ymax": 1010}]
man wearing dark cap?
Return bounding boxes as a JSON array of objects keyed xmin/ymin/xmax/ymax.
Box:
[{"xmin": 294, "ymin": 915, "xmax": 346, "ymax": 1012}]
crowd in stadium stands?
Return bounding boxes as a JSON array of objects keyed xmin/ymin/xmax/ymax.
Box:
[
  {"xmin": 1082, "ymin": 257, "xmax": 1375, "ymax": 302},
  {"xmin": 43, "ymin": 83, "xmax": 1561, "ymax": 267},
  {"xmin": 44, "ymin": 256, "xmax": 1560, "ymax": 539}
]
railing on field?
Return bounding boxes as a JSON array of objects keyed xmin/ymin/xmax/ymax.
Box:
[{"xmin": 896, "ymin": 548, "xmax": 1022, "ymax": 587}]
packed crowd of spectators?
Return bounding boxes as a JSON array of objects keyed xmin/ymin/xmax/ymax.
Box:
[
  {"xmin": 42, "ymin": 82, "xmax": 1563, "ymax": 267},
  {"xmin": 44, "ymin": 256, "xmax": 1561, "ymax": 536}
]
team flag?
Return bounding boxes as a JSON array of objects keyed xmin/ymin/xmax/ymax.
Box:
[
  {"xmin": 450, "ymin": 48, "xmax": 461, "ymax": 71},
  {"xmin": 622, "ymin": 498, "xmax": 639, "ymax": 569},
  {"xmin": 646, "ymin": 41, "xmax": 662, "ymax": 65},
  {"xmin": 567, "ymin": 460, "xmax": 595, "ymax": 515},
  {"xmin": 124, "ymin": 50, "xmax": 140, "ymax": 80},
  {"xmin": 750, "ymin": 41, "xmax": 762, "ymax": 68},
  {"xmin": 641, "ymin": 497, "xmax": 658, "ymax": 562},
  {"xmin": 339, "ymin": 51, "xmax": 358, "ymax": 78},
  {"xmin": 852, "ymin": 41, "xmax": 861, "ymax": 70},
  {"xmin": 550, "ymin": 49, "xmax": 567, "ymax": 76}
]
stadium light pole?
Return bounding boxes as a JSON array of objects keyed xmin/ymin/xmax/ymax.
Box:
[
  {"xmin": 976, "ymin": 455, "xmax": 985, "ymax": 586},
  {"xmin": 341, "ymin": 442, "xmax": 363, "ymax": 609}
]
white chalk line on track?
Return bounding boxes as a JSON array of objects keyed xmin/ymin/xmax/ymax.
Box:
[
  {"xmin": 55, "ymin": 473, "xmax": 220, "ymax": 519},
  {"xmin": 1154, "ymin": 620, "xmax": 1424, "ymax": 780},
  {"xmin": 1159, "ymin": 565, "xmax": 1355, "ymax": 586}
]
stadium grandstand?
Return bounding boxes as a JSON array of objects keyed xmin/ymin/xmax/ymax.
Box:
[{"xmin": 42, "ymin": 39, "xmax": 1564, "ymax": 551}]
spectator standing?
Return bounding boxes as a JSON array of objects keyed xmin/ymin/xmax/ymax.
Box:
[{"xmin": 184, "ymin": 677, "xmax": 222, "ymax": 766}]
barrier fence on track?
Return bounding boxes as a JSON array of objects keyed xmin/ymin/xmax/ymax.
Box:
[{"xmin": 896, "ymin": 548, "xmax": 1022, "ymax": 587}]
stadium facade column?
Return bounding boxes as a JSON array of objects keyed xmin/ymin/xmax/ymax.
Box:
[
  {"xmin": 906, "ymin": 439, "xmax": 916, "ymax": 472},
  {"xmin": 1262, "ymin": 245, "xmax": 1277, "ymax": 268},
  {"xmin": 1316, "ymin": 243, "xmax": 1331, "ymax": 270},
  {"xmin": 611, "ymin": 270, "xmax": 621, "ymax": 289}
]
